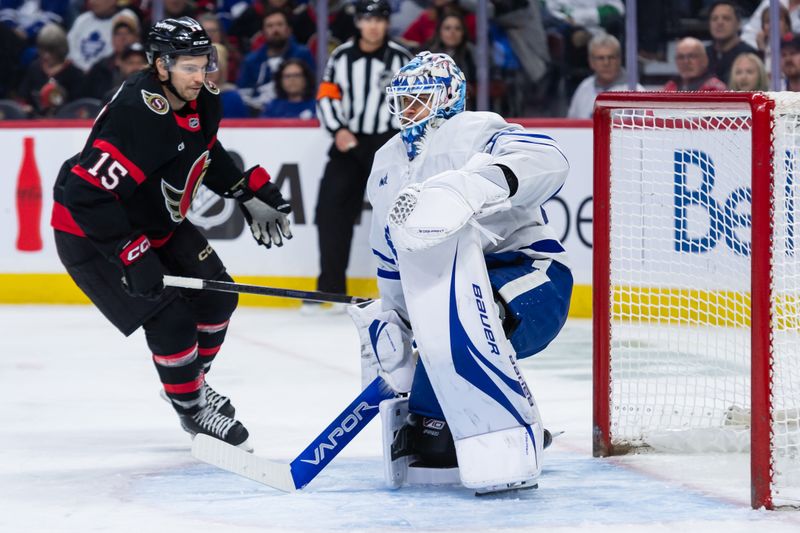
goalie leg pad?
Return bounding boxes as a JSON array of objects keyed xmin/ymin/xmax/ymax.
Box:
[
  {"xmin": 456, "ymin": 422, "xmax": 544, "ymax": 492},
  {"xmin": 396, "ymin": 225, "xmax": 545, "ymax": 489},
  {"xmin": 397, "ymin": 225, "xmax": 540, "ymax": 439}
]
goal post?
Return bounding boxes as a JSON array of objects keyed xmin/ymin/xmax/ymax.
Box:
[{"xmin": 592, "ymin": 92, "xmax": 800, "ymax": 510}]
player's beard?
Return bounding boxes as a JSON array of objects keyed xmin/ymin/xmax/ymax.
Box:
[{"xmin": 179, "ymin": 84, "xmax": 203, "ymax": 101}]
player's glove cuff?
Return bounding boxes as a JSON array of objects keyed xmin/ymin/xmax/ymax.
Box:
[
  {"xmin": 114, "ymin": 234, "xmax": 164, "ymax": 300},
  {"xmin": 236, "ymin": 167, "xmax": 293, "ymax": 249}
]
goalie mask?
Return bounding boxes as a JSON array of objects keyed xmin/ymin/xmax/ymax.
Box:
[{"xmin": 386, "ymin": 52, "xmax": 467, "ymax": 160}]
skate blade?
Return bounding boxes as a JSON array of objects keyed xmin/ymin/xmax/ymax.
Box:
[{"xmin": 474, "ymin": 481, "xmax": 538, "ymax": 497}]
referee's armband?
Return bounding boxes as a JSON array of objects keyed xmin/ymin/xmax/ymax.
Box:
[{"xmin": 317, "ymin": 82, "xmax": 342, "ymax": 101}]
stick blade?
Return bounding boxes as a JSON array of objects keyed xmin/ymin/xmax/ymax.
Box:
[{"xmin": 191, "ymin": 434, "xmax": 297, "ymax": 492}]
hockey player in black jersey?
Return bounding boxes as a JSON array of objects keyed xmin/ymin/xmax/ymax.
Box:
[{"xmin": 51, "ymin": 17, "xmax": 292, "ymax": 451}]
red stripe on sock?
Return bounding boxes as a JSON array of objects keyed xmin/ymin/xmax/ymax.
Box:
[
  {"xmin": 197, "ymin": 320, "xmax": 229, "ymax": 333},
  {"xmin": 163, "ymin": 374, "xmax": 205, "ymax": 394},
  {"xmin": 153, "ymin": 343, "xmax": 197, "ymax": 360},
  {"xmin": 198, "ymin": 346, "xmax": 221, "ymax": 357}
]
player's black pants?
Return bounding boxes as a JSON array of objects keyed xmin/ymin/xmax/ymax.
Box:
[
  {"xmin": 54, "ymin": 222, "xmax": 238, "ymax": 412},
  {"xmin": 314, "ymin": 130, "xmax": 396, "ymax": 294}
]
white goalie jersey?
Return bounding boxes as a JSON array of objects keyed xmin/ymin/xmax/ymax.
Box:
[{"xmin": 366, "ymin": 111, "xmax": 571, "ymax": 317}]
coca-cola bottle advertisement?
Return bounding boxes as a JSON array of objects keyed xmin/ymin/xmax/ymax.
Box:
[{"xmin": 16, "ymin": 136, "xmax": 43, "ymax": 252}]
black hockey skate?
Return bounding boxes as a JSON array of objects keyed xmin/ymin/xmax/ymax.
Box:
[
  {"xmin": 160, "ymin": 382, "xmax": 236, "ymax": 418},
  {"xmin": 179, "ymin": 404, "xmax": 252, "ymax": 451},
  {"xmin": 201, "ymin": 383, "xmax": 235, "ymax": 418}
]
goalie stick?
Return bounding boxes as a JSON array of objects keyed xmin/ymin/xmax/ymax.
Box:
[
  {"xmin": 163, "ymin": 275, "xmax": 372, "ymax": 304},
  {"xmin": 192, "ymin": 376, "xmax": 396, "ymax": 491}
]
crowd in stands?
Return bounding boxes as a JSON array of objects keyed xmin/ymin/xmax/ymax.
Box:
[{"xmin": 2, "ymin": 0, "xmax": 800, "ymax": 120}]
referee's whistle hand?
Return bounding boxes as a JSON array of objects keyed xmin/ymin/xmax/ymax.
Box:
[{"xmin": 335, "ymin": 129, "xmax": 359, "ymax": 152}]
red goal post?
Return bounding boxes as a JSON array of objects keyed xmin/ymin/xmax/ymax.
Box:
[{"xmin": 592, "ymin": 92, "xmax": 800, "ymax": 510}]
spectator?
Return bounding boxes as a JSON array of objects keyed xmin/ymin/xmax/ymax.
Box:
[
  {"xmin": 67, "ymin": 0, "xmax": 137, "ymax": 72},
  {"xmin": 781, "ymin": 33, "xmax": 800, "ymax": 91},
  {"xmin": 311, "ymin": 0, "xmax": 412, "ymax": 308},
  {"xmin": 163, "ymin": 0, "xmax": 196, "ymax": 20},
  {"xmin": 543, "ymin": 0, "xmax": 624, "ymax": 91},
  {"xmin": 229, "ymin": 0, "xmax": 322, "ymax": 50},
  {"xmin": 208, "ymin": 43, "xmax": 250, "ymax": 118},
  {"xmin": 0, "ymin": 21, "xmax": 26, "ymax": 98},
  {"xmin": 706, "ymin": 1, "xmax": 758, "ymax": 84},
  {"xmin": 755, "ymin": 4, "xmax": 791, "ymax": 74},
  {"xmin": 261, "ymin": 57, "xmax": 315, "ymax": 118},
  {"xmin": 663, "ymin": 37, "xmax": 726, "ymax": 92},
  {"xmin": 463, "ymin": 0, "xmax": 550, "ymax": 85},
  {"xmin": 199, "ymin": 12, "xmax": 241, "ymax": 84},
  {"xmin": 100, "ymin": 41, "xmax": 147, "ymax": 101},
  {"xmin": 0, "ymin": 0, "xmax": 70, "ymax": 41},
  {"xmin": 425, "ymin": 12, "xmax": 476, "ymax": 84},
  {"xmin": 741, "ymin": 0, "xmax": 800, "ymax": 49},
  {"xmin": 82, "ymin": 15, "xmax": 140, "ymax": 100},
  {"xmin": 291, "ymin": 0, "xmax": 359, "ymax": 48},
  {"xmin": 545, "ymin": 0, "xmax": 624, "ymax": 36},
  {"xmin": 19, "ymin": 23, "xmax": 85, "ymax": 115},
  {"xmin": 389, "ymin": 0, "xmax": 425, "ymax": 39},
  {"xmin": 728, "ymin": 52, "xmax": 769, "ymax": 91},
  {"xmin": 237, "ymin": 8, "xmax": 314, "ymax": 111},
  {"xmin": 567, "ymin": 33, "xmax": 642, "ymax": 119},
  {"xmin": 401, "ymin": 0, "xmax": 474, "ymax": 51}
]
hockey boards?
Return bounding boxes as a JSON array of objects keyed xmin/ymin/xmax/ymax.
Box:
[{"xmin": 192, "ymin": 376, "xmax": 396, "ymax": 491}]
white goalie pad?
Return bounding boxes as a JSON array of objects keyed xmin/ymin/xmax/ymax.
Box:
[
  {"xmin": 456, "ymin": 423, "xmax": 543, "ymax": 491},
  {"xmin": 396, "ymin": 224, "xmax": 544, "ymax": 491},
  {"xmin": 379, "ymin": 397, "xmax": 460, "ymax": 488}
]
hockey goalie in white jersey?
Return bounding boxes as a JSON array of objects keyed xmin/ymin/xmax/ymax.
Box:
[{"xmin": 347, "ymin": 52, "xmax": 573, "ymax": 494}]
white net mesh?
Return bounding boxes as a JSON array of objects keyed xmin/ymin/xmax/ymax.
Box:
[
  {"xmin": 767, "ymin": 93, "xmax": 800, "ymax": 506},
  {"xmin": 605, "ymin": 97, "xmax": 800, "ymax": 507}
]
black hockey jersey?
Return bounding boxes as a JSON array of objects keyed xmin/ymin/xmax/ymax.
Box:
[{"xmin": 52, "ymin": 69, "xmax": 243, "ymax": 258}]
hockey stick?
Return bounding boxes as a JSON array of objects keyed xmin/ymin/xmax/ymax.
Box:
[
  {"xmin": 163, "ymin": 275, "xmax": 372, "ymax": 305},
  {"xmin": 192, "ymin": 376, "xmax": 396, "ymax": 491}
]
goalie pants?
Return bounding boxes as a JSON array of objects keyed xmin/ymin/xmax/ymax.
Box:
[
  {"xmin": 314, "ymin": 130, "xmax": 396, "ymax": 294},
  {"xmin": 54, "ymin": 222, "xmax": 238, "ymax": 410},
  {"xmin": 408, "ymin": 254, "xmax": 573, "ymax": 420}
]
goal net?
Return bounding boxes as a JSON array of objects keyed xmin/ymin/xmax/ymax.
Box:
[{"xmin": 593, "ymin": 92, "xmax": 800, "ymax": 509}]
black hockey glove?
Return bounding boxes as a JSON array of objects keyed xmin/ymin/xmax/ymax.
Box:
[
  {"xmin": 115, "ymin": 235, "xmax": 164, "ymax": 300},
  {"xmin": 235, "ymin": 166, "xmax": 292, "ymax": 249}
]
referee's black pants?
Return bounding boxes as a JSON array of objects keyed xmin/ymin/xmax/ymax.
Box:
[{"xmin": 314, "ymin": 130, "xmax": 396, "ymax": 294}]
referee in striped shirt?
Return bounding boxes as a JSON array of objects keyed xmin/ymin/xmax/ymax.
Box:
[{"xmin": 312, "ymin": 0, "xmax": 412, "ymax": 301}]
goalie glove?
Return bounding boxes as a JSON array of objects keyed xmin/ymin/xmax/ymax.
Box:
[
  {"xmin": 347, "ymin": 300, "xmax": 416, "ymax": 394},
  {"xmin": 387, "ymin": 153, "xmax": 512, "ymax": 253},
  {"xmin": 232, "ymin": 166, "xmax": 293, "ymax": 249}
]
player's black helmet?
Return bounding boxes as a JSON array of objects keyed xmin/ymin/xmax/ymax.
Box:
[
  {"xmin": 146, "ymin": 16, "xmax": 216, "ymax": 69},
  {"xmin": 355, "ymin": 0, "xmax": 391, "ymax": 19}
]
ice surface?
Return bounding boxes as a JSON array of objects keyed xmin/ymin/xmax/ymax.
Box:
[{"xmin": 1, "ymin": 306, "xmax": 799, "ymax": 532}]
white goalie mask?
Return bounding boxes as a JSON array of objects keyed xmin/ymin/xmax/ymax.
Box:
[{"xmin": 386, "ymin": 52, "xmax": 467, "ymax": 160}]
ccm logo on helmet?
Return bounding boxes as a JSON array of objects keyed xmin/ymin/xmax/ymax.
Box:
[{"xmin": 119, "ymin": 236, "xmax": 152, "ymax": 265}]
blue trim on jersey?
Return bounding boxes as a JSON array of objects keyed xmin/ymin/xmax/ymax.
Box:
[
  {"xmin": 487, "ymin": 131, "xmax": 556, "ymax": 153},
  {"xmin": 447, "ymin": 251, "xmax": 532, "ymax": 440},
  {"xmin": 372, "ymin": 248, "xmax": 396, "ymax": 265},
  {"xmin": 526, "ymin": 239, "xmax": 565, "ymax": 254},
  {"xmin": 487, "ymin": 131, "xmax": 568, "ymax": 167},
  {"xmin": 377, "ymin": 268, "xmax": 401, "ymax": 280}
]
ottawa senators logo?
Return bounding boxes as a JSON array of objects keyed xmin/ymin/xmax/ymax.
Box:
[
  {"xmin": 204, "ymin": 79, "xmax": 220, "ymax": 95},
  {"xmin": 142, "ymin": 89, "xmax": 169, "ymax": 115},
  {"xmin": 162, "ymin": 151, "xmax": 211, "ymax": 222}
]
